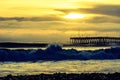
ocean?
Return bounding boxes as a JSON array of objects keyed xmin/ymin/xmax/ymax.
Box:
[{"xmin": 0, "ymin": 45, "xmax": 120, "ymax": 77}]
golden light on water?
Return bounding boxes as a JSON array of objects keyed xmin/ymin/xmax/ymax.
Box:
[{"xmin": 64, "ymin": 13, "xmax": 85, "ymax": 19}]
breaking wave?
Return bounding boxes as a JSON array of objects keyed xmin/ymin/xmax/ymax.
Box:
[{"xmin": 0, "ymin": 44, "xmax": 120, "ymax": 62}]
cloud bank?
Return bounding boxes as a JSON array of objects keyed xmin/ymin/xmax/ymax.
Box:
[
  {"xmin": 57, "ymin": 4, "xmax": 120, "ymax": 17},
  {"xmin": 0, "ymin": 16, "xmax": 63, "ymax": 22},
  {"xmin": 0, "ymin": 4, "xmax": 120, "ymax": 43}
]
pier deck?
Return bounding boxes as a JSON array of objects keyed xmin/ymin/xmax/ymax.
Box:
[{"xmin": 70, "ymin": 37, "xmax": 120, "ymax": 46}]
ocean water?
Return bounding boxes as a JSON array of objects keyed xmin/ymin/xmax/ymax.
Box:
[
  {"xmin": 8, "ymin": 46, "xmax": 111, "ymax": 51},
  {"xmin": 0, "ymin": 60, "xmax": 120, "ymax": 77},
  {"xmin": 0, "ymin": 46, "xmax": 120, "ymax": 77}
]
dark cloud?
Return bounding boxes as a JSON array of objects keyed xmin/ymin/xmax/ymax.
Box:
[
  {"xmin": 83, "ymin": 5, "xmax": 120, "ymax": 17},
  {"xmin": 0, "ymin": 16, "xmax": 120, "ymax": 23},
  {"xmin": 84, "ymin": 16, "xmax": 120, "ymax": 23},
  {"xmin": 0, "ymin": 15, "xmax": 63, "ymax": 22},
  {"xmin": 55, "ymin": 4, "xmax": 120, "ymax": 23},
  {"xmin": 56, "ymin": 4, "xmax": 120, "ymax": 17},
  {"xmin": 71, "ymin": 26, "xmax": 120, "ymax": 32}
]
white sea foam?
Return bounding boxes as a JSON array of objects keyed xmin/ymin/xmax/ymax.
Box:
[
  {"xmin": 0, "ymin": 45, "xmax": 120, "ymax": 77},
  {"xmin": 0, "ymin": 60, "xmax": 120, "ymax": 77}
]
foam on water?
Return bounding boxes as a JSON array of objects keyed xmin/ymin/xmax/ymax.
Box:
[
  {"xmin": 0, "ymin": 60, "xmax": 120, "ymax": 77},
  {"xmin": 0, "ymin": 44, "xmax": 120, "ymax": 61},
  {"xmin": 0, "ymin": 45, "xmax": 120, "ymax": 77}
]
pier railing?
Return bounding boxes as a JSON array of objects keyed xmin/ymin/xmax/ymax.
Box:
[{"xmin": 70, "ymin": 37, "xmax": 120, "ymax": 46}]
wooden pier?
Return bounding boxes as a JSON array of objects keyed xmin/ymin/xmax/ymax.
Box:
[{"xmin": 70, "ymin": 37, "xmax": 120, "ymax": 46}]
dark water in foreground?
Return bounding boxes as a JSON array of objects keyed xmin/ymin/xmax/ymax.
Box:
[{"xmin": 1, "ymin": 73, "xmax": 120, "ymax": 80}]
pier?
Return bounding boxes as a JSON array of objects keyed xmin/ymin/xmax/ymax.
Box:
[{"xmin": 70, "ymin": 37, "xmax": 120, "ymax": 46}]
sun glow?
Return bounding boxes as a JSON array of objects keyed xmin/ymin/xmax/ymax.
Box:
[{"xmin": 64, "ymin": 13, "xmax": 85, "ymax": 19}]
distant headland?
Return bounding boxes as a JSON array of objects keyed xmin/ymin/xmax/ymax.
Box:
[{"xmin": 0, "ymin": 42, "xmax": 48, "ymax": 48}]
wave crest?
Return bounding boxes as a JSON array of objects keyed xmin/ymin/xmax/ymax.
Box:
[{"xmin": 0, "ymin": 44, "xmax": 120, "ymax": 61}]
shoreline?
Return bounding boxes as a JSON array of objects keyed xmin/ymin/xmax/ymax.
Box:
[{"xmin": 0, "ymin": 72, "xmax": 120, "ymax": 80}]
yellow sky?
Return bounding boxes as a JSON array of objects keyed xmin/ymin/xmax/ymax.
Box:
[
  {"xmin": 0, "ymin": 0, "xmax": 120, "ymax": 17},
  {"xmin": 0, "ymin": 0, "xmax": 120, "ymax": 43}
]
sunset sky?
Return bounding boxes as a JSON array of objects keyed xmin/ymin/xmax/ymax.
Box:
[{"xmin": 0, "ymin": 0, "xmax": 120, "ymax": 43}]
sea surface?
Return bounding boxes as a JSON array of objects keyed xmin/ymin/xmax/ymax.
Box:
[
  {"xmin": 0, "ymin": 46, "xmax": 120, "ymax": 77},
  {"xmin": 8, "ymin": 46, "xmax": 111, "ymax": 50}
]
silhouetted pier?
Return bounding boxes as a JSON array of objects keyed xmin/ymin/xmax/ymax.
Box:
[{"xmin": 70, "ymin": 37, "xmax": 120, "ymax": 46}]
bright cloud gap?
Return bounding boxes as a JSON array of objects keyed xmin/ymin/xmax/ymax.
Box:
[{"xmin": 64, "ymin": 13, "xmax": 85, "ymax": 19}]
